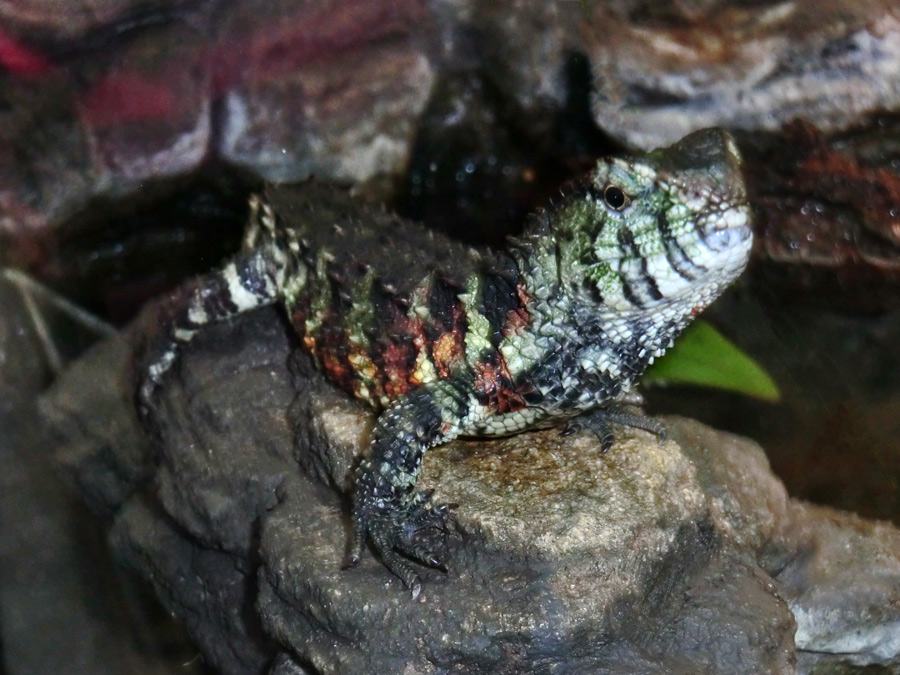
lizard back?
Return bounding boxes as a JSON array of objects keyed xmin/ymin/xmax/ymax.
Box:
[{"xmin": 263, "ymin": 184, "xmax": 519, "ymax": 410}]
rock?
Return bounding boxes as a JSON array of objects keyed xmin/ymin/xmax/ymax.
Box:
[
  {"xmin": 582, "ymin": 0, "xmax": 900, "ymax": 148},
  {"xmin": 261, "ymin": 414, "xmax": 798, "ymax": 674},
  {"xmin": 739, "ymin": 119, "xmax": 900, "ymax": 313},
  {"xmin": 40, "ymin": 331, "xmax": 152, "ymax": 516},
  {"xmin": 0, "ymin": 0, "xmax": 436, "ymax": 231},
  {"xmin": 0, "ymin": 278, "xmax": 192, "ymax": 674},
  {"xmin": 4, "ymin": 0, "xmax": 900, "ymax": 243},
  {"xmin": 780, "ymin": 504, "xmax": 900, "ymax": 664},
  {"xmin": 110, "ymin": 495, "xmax": 276, "ymax": 674},
  {"xmin": 215, "ymin": 1, "xmax": 435, "ymax": 185},
  {"xmin": 40, "ymin": 305, "xmax": 900, "ymax": 674}
]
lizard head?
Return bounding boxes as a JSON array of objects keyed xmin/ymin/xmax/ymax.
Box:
[{"xmin": 549, "ymin": 128, "xmax": 752, "ymax": 318}]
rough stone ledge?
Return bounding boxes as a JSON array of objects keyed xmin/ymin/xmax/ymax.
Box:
[{"xmin": 41, "ymin": 309, "xmax": 900, "ymax": 674}]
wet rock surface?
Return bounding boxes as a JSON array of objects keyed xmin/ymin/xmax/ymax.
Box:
[
  {"xmin": 40, "ymin": 307, "xmax": 900, "ymax": 674},
  {"xmin": 740, "ymin": 118, "xmax": 900, "ymax": 312},
  {"xmin": 5, "ymin": 0, "xmax": 900, "ymax": 236}
]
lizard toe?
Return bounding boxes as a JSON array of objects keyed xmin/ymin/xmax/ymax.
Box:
[{"xmin": 355, "ymin": 501, "xmax": 452, "ymax": 593}]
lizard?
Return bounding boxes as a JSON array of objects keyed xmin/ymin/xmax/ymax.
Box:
[{"xmin": 138, "ymin": 127, "xmax": 753, "ymax": 598}]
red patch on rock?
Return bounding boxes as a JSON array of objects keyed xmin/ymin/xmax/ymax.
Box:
[
  {"xmin": 0, "ymin": 31, "xmax": 51, "ymax": 77},
  {"xmin": 81, "ymin": 73, "xmax": 177, "ymax": 126}
]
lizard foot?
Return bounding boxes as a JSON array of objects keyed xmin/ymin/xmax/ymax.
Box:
[
  {"xmin": 561, "ymin": 406, "xmax": 666, "ymax": 453},
  {"xmin": 347, "ymin": 493, "xmax": 454, "ymax": 599}
]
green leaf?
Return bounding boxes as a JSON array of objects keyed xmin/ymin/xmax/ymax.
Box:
[{"xmin": 643, "ymin": 320, "xmax": 780, "ymax": 402}]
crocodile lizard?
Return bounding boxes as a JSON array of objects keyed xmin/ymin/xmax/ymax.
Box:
[{"xmin": 139, "ymin": 128, "xmax": 753, "ymax": 597}]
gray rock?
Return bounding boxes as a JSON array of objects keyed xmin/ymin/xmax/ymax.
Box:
[
  {"xmin": 40, "ymin": 306, "xmax": 900, "ymax": 674},
  {"xmin": 581, "ymin": 0, "xmax": 900, "ymax": 148},
  {"xmin": 0, "ymin": 279, "xmax": 191, "ymax": 675},
  {"xmin": 780, "ymin": 503, "xmax": 900, "ymax": 665},
  {"xmin": 110, "ymin": 495, "xmax": 276, "ymax": 674},
  {"xmin": 40, "ymin": 331, "xmax": 152, "ymax": 516},
  {"xmin": 215, "ymin": 1, "xmax": 435, "ymax": 184},
  {"xmin": 5, "ymin": 0, "xmax": 900, "ymax": 262},
  {"xmin": 0, "ymin": 0, "xmax": 436, "ymax": 231}
]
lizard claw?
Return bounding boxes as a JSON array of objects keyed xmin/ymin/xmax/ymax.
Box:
[
  {"xmin": 351, "ymin": 499, "xmax": 453, "ymax": 594},
  {"xmin": 561, "ymin": 406, "xmax": 666, "ymax": 453},
  {"xmin": 562, "ymin": 413, "xmax": 615, "ymax": 452}
]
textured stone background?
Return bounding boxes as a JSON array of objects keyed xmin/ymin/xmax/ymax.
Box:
[
  {"xmin": 33, "ymin": 301, "xmax": 900, "ymax": 674},
  {"xmin": 2, "ymin": 0, "xmax": 900, "ymax": 673}
]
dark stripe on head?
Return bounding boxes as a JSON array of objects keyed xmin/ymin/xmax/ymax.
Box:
[
  {"xmin": 656, "ymin": 209, "xmax": 705, "ymax": 281},
  {"xmin": 617, "ymin": 226, "xmax": 663, "ymax": 307},
  {"xmin": 577, "ymin": 246, "xmax": 606, "ymax": 305},
  {"xmin": 638, "ymin": 258, "xmax": 663, "ymax": 303},
  {"xmin": 582, "ymin": 278, "xmax": 605, "ymax": 305}
]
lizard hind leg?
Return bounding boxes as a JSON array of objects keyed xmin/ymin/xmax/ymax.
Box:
[{"xmin": 137, "ymin": 245, "xmax": 287, "ymax": 419}]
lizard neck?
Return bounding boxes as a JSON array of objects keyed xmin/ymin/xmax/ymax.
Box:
[{"xmin": 505, "ymin": 212, "xmax": 694, "ymax": 405}]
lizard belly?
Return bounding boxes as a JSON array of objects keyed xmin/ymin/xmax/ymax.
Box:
[{"xmin": 460, "ymin": 398, "xmax": 547, "ymax": 437}]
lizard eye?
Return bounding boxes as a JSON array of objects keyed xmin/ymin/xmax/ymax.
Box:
[{"xmin": 603, "ymin": 185, "xmax": 629, "ymax": 211}]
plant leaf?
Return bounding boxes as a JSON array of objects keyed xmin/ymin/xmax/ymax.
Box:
[{"xmin": 643, "ymin": 320, "xmax": 780, "ymax": 402}]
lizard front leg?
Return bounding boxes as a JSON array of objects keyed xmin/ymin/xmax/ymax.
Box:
[
  {"xmin": 348, "ymin": 380, "xmax": 469, "ymax": 598},
  {"xmin": 562, "ymin": 404, "xmax": 666, "ymax": 453}
]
